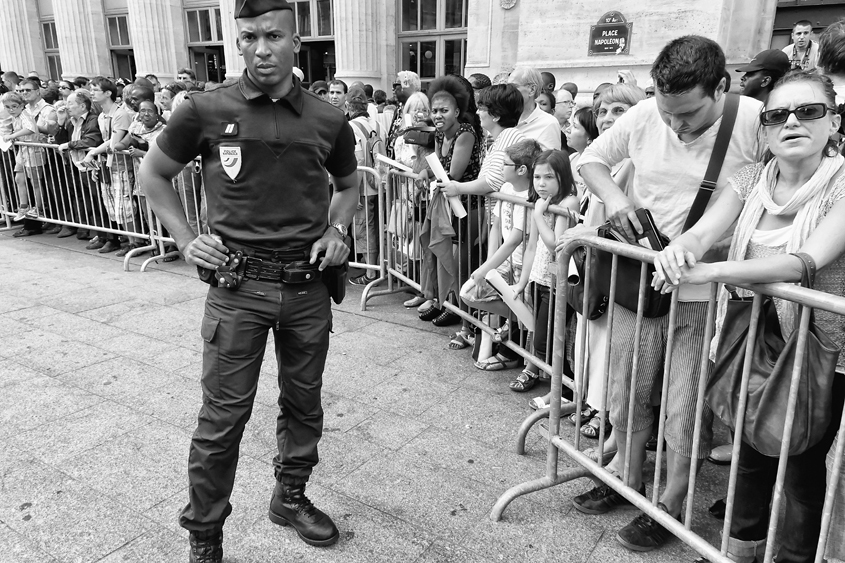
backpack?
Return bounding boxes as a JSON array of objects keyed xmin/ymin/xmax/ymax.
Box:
[{"xmin": 351, "ymin": 118, "xmax": 384, "ymax": 191}]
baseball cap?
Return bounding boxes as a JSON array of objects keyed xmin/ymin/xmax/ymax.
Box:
[
  {"xmin": 311, "ymin": 80, "xmax": 328, "ymax": 95},
  {"xmin": 735, "ymin": 49, "xmax": 790, "ymax": 76}
]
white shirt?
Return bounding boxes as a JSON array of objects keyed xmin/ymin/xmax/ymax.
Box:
[
  {"xmin": 578, "ymin": 95, "xmax": 763, "ymax": 300},
  {"xmin": 494, "ymin": 181, "xmax": 529, "ymax": 266},
  {"xmin": 516, "ymin": 104, "xmax": 561, "ymax": 151},
  {"xmin": 782, "ymin": 41, "xmax": 820, "ymax": 71}
]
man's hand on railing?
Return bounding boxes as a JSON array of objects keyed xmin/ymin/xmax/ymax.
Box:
[
  {"xmin": 57, "ymin": 142, "xmax": 69, "ymax": 152},
  {"xmin": 604, "ymin": 192, "xmax": 642, "ymax": 242}
]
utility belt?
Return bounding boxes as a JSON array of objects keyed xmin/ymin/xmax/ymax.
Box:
[{"xmin": 197, "ymin": 242, "xmax": 348, "ymax": 304}]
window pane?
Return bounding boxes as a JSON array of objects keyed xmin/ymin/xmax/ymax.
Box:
[
  {"xmin": 199, "ymin": 9, "xmax": 213, "ymax": 42},
  {"xmin": 297, "ymin": 2, "xmax": 311, "ymax": 37},
  {"xmin": 402, "ymin": 41, "xmax": 418, "ymax": 74},
  {"xmin": 420, "ymin": 40, "xmax": 436, "ymax": 78},
  {"xmin": 215, "ymin": 9, "xmax": 223, "ymax": 41},
  {"xmin": 421, "ymin": 0, "xmax": 436, "ymax": 30},
  {"xmin": 444, "ymin": 39, "xmax": 463, "ymax": 76},
  {"xmin": 42, "ymin": 23, "xmax": 53, "ymax": 50},
  {"xmin": 317, "ymin": 0, "xmax": 331, "ymax": 36},
  {"xmin": 187, "ymin": 11, "xmax": 199, "ymax": 43},
  {"xmin": 402, "ymin": 0, "xmax": 417, "ymax": 32},
  {"xmin": 445, "ymin": 0, "xmax": 464, "ymax": 28},
  {"xmin": 118, "ymin": 16, "xmax": 131, "ymax": 46},
  {"xmin": 108, "ymin": 17, "xmax": 121, "ymax": 47}
]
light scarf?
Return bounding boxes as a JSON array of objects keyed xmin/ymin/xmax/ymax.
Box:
[{"xmin": 711, "ymin": 154, "xmax": 845, "ymax": 357}]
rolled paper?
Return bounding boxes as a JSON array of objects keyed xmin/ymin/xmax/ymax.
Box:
[
  {"xmin": 425, "ymin": 153, "xmax": 467, "ymax": 219},
  {"xmin": 375, "ymin": 153, "xmax": 413, "ymax": 173},
  {"xmin": 484, "ymin": 269, "xmax": 535, "ymax": 331}
]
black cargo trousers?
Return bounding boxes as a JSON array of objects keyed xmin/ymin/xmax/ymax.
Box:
[{"xmin": 179, "ymin": 276, "xmax": 332, "ymax": 533}]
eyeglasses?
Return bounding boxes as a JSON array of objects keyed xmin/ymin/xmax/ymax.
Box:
[
  {"xmin": 138, "ymin": 109, "xmax": 157, "ymax": 115},
  {"xmin": 594, "ymin": 106, "xmax": 627, "ymax": 118},
  {"xmin": 759, "ymin": 103, "xmax": 835, "ymax": 126},
  {"xmin": 392, "ymin": 83, "xmax": 402, "ymax": 89}
]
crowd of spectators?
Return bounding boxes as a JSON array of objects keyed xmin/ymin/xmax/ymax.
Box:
[{"xmin": 2, "ymin": 16, "xmax": 845, "ymax": 562}]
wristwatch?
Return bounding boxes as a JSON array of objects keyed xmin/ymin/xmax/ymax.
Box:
[{"xmin": 330, "ymin": 222, "xmax": 348, "ymax": 238}]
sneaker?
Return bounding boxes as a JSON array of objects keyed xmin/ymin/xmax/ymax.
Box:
[
  {"xmin": 616, "ymin": 503, "xmax": 678, "ymax": 552},
  {"xmin": 13, "ymin": 207, "xmax": 29, "ymax": 221},
  {"xmin": 25, "ymin": 207, "xmax": 39, "ymax": 219},
  {"xmin": 417, "ymin": 299, "xmax": 434, "ymax": 313},
  {"xmin": 349, "ymin": 273, "xmax": 377, "ymax": 285},
  {"xmin": 573, "ymin": 482, "xmax": 645, "ymax": 515}
]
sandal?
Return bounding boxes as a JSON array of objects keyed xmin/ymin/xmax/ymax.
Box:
[
  {"xmin": 448, "ymin": 331, "xmax": 472, "ymax": 350},
  {"xmin": 568, "ymin": 406, "xmax": 598, "ymax": 426},
  {"xmin": 580, "ymin": 412, "xmax": 611, "ymax": 439},
  {"xmin": 528, "ymin": 396, "xmax": 571, "ymax": 410},
  {"xmin": 509, "ymin": 369, "xmax": 539, "ymax": 392},
  {"xmin": 474, "ymin": 353, "xmax": 520, "ymax": 371},
  {"xmin": 492, "ymin": 321, "xmax": 510, "ymax": 343}
]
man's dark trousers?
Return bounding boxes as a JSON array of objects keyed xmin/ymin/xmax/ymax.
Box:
[{"xmin": 179, "ymin": 276, "xmax": 332, "ymax": 533}]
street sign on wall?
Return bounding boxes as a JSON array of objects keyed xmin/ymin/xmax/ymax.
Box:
[{"xmin": 588, "ymin": 11, "xmax": 632, "ymax": 56}]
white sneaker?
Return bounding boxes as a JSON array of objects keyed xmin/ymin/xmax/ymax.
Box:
[
  {"xmin": 404, "ymin": 295, "xmax": 426, "ymax": 308},
  {"xmin": 13, "ymin": 207, "xmax": 29, "ymax": 221},
  {"xmin": 25, "ymin": 207, "xmax": 39, "ymax": 219},
  {"xmin": 417, "ymin": 299, "xmax": 435, "ymax": 313}
]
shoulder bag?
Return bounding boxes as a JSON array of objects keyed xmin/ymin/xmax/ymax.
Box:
[
  {"xmin": 567, "ymin": 93, "xmax": 741, "ymax": 319},
  {"xmin": 705, "ymin": 252, "xmax": 840, "ymax": 456}
]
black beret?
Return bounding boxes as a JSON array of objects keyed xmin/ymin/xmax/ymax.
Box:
[{"xmin": 234, "ymin": 0, "xmax": 292, "ymax": 18}]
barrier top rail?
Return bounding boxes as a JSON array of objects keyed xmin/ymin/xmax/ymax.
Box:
[{"xmin": 557, "ymin": 230, "xmax": 845, "ymax": 317}]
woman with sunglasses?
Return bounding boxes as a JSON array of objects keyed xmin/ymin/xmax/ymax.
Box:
[
  {"xmin": 653, "ymin": 70, "xmax": 845, "ymax": 563},
  {"xmin": 57, "ymin": 80, "xmax": 75, "ymax": 101}
]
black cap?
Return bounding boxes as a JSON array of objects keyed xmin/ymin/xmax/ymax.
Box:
[
  {"xmin": 234, "ymin": 0, "xmax": 292, "ymax": 18},
  {"xmin": 735, "ymin": 49, "xmax": 790, "ymax": 76},
  {"xmin": 310, "ymin": 80, "xmax": 328, "ymax": 94}
]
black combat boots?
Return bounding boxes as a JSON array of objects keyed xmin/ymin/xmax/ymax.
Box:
[
  {"xmin": 188, "ymin": 529, "xmax": 223, "ymax": 563},
  {"xmin": 268, "ymin": 481, "xmax": 339, "ymax": 546}
]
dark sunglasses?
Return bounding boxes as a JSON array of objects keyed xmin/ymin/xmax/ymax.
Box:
[
  {"xmin": 392, "ymin": 82, "xmax": 402, "ymax": 89},
  {"xmin": 760, "ymin": 103, "xmax": 835, "ymax": 126}
]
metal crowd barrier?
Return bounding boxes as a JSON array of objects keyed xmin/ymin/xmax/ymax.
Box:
[
  {"xmin": 0, "ymin": 140, "xmax": 381, "ymax": 280},
  {"xmin": 488, "ymin": 231, "xmax": 845, "ymax": 563}
]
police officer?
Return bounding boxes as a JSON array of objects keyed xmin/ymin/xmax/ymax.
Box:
[{"xmin": 139, "ymin": 1, "xmax": 358, "ymax": 561}]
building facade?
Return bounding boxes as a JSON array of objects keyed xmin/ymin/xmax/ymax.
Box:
[{"xmin": 0, "ymin": 0, "xmax": 842, "ymax": 93}]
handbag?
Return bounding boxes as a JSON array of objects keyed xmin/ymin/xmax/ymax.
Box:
[
  {"xmin": 570, "ymin": 93, "xmax": 741, "ymax": 319},
  {"xmin": 403, "ymin": 126, "xmax": 436, "ymax": 148},
  {"xmin": 595, "ymin": 208, "xmax": 672, "ymax": 318},
  {"xmin": 705, "ymin": 252, "xmax": 840, "ymax": 457}
]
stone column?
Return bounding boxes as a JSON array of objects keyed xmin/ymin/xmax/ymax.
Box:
[
  {"xmin": 126, "ymin": 0, "xmax": 189, "ymax": 83},
  {"xmin": 0, "ymin": 0, "xmax": 48, "ymax": 78},
  {"xmin": 333, "ymin": 0, "xmax": 386, "ymax": 89},
  {"xmin": 52, "ymin": 0, "xmax": 112, "ymax": 79},
  {"xmin": 219, "ymin": 0, "xmax": 246, "ymax": 80}
]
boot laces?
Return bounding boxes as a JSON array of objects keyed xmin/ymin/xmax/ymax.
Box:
[{"xmin": 286, "ymin": 487, "xmax": 318, "ymax": 518}]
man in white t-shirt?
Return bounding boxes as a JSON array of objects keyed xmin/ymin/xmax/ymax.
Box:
[
  {"xmin": 574, "ymin": 35, "xmax": 762, "ymax": 552},
  {"xmin": 508, "ymin": 67, "xmax": 561, "ymax": 151}
]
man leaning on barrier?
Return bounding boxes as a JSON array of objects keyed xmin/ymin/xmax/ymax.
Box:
[
  {"xmin": 139, "ymin": 0, "xmax": 359, "ymax": 561},
  {"xmin": 572, "ymin": 36, "xmax": 763, "ymax": 552}
]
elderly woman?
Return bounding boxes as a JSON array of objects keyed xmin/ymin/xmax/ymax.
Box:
[{"xmin": 653, "ymin": 71, "xmax": 845, "ymax": 563}]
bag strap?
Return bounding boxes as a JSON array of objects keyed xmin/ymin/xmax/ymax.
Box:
[
  {"xmin": 681, "ymin": 93, "xmax": 740, "ymax": 233},
  {"xmin": 790, "ymin": 252, "xmax": 817, "ymax": 289}
]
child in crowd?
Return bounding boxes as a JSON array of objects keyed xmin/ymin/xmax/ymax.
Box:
[
  {"xmin": 1, "ymin": 92, "xmax": 44, "ymax": 221},
  {"xmin": 461, "ymin": 138, "xmax": 543, "ymax": 369},
  {"xmin": 509, "ymin": 149, "xmax": 579, "ymax": 392}
]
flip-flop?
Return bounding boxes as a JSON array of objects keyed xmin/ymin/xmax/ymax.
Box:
[{"xmin": 474, "ymin": 353, "xmax": 520, "ymax": 371}]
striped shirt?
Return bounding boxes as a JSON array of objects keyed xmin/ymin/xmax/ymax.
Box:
[{"xmin": 481, "ymin": 127, "xmax": 526, "ymax": 192}]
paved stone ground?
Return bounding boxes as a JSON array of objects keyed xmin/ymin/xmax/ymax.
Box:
[{"xmin": 0, "ymin": 229, "xmax": 730, "ymax": 562}]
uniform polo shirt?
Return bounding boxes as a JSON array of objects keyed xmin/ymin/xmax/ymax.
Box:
[{"xmin": 156, "ymin": 71, "xmax": 357, "ymax": 250}]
